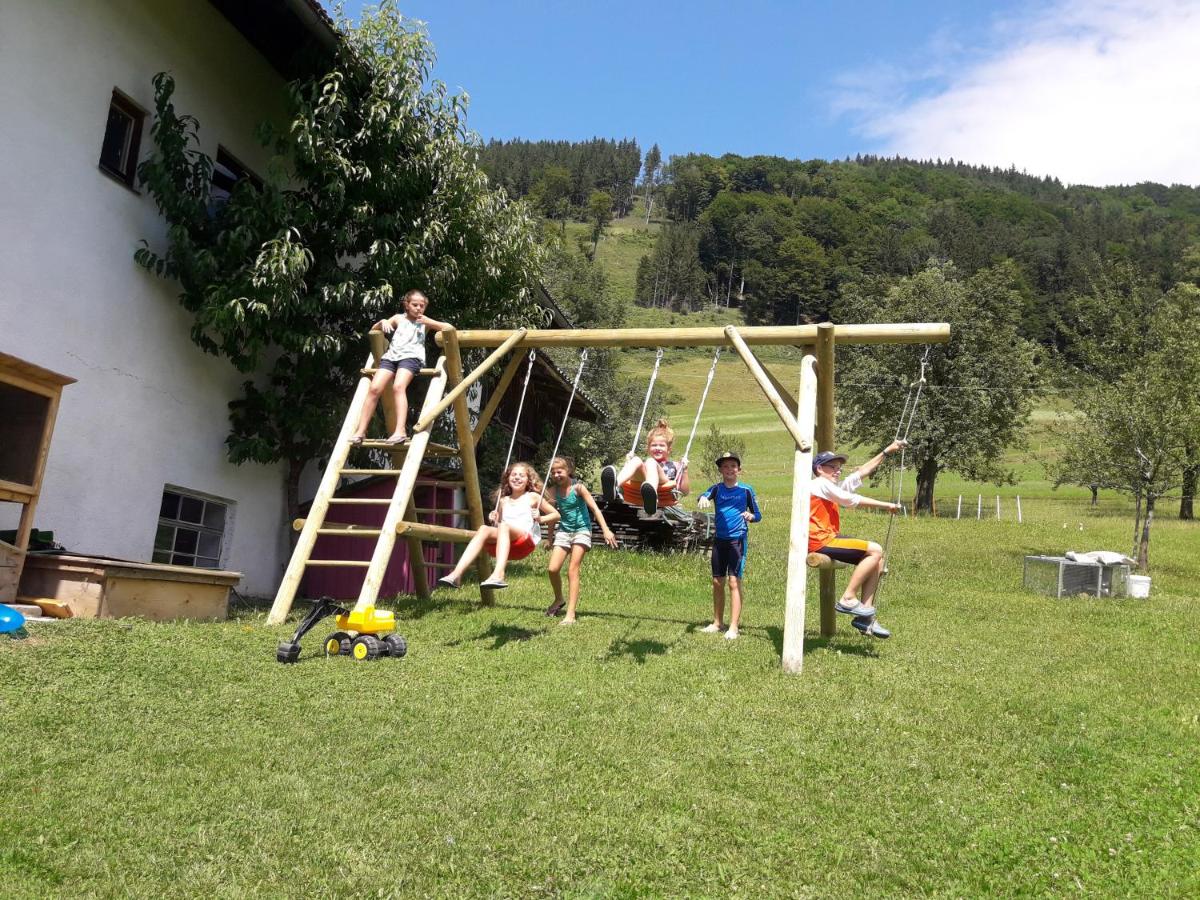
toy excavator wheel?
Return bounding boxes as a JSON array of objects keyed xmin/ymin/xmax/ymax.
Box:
[
  {"xmin": 276, "ymin": 641, "xmax": 301, "ymax": 664},
  {"xmin": 324, "ymin": 631, "xmax": 352, "ymax": 656},
  {"xmin": 351, "ymin": 634, "xmax": 382, "ymax": 661},
  {"xmin": 383, "ymin": 633, "xmax": 407, "ymax": 658}
]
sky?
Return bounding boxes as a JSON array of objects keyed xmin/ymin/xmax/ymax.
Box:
[{"xmin": 334, "ymin": 0, "xmax": 1200, "ymax": 187}]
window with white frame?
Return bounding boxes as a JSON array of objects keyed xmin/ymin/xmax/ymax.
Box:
[{"xmin": 153, "ymin": 488, "xmax": 229, "ymax": 569}]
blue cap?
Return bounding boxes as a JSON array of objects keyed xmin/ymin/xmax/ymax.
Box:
[{"xmin": 812, "ymin": 450, "xmax": 848, "ymax": 472}]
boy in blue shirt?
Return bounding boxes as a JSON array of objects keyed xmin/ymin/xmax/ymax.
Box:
[{"xmin": 697, "ymin": 451, "xmax": 762, "ymax": 640}]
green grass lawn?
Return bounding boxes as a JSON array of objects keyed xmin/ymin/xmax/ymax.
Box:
[{"xmin": 3, "ymin": 356, "xmax": 1198, "ymax": 897}]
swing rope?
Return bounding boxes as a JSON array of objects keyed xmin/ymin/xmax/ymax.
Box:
[
  {"xmin": 629, "ymin": 348, "xmax": 665, "ymax": 456},
  {"xmin": 494, "ymin": 351, "xmax": 537, "ymax": 518},
  {"xmin": 878, "ymin": 347, "xmax": 931, "ymax": 596},
  {"xmin": 539, "ymin": 349, "xmax": 589, "ymax": 505},
  {"xmin": 680, "ymin": 347, "xmax": 721, "ymax": 467}
]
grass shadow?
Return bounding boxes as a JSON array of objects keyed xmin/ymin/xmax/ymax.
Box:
[
  {"xmin": 764, "ymin": 625, "xmax": 879, "ymax": 659},
  {"xmin": 447, "ymin": 622, "xmax": 545, "ymax": 650}
]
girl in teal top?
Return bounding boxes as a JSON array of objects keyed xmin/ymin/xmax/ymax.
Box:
[{"xmin": 545, "ymin": 456, "xmax": 617, "ymax": 624}]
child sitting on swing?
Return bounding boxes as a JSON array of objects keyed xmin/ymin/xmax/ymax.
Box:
[
  {"xmin": 809, "ymin": 442, "xmax": 905, "ymax": 638},
  {"xmin": 436, "ymin": 462, "xmax": 559, "ymax": 590},
  {"xmin": 600, "ymin": 418, "xmax": 690, "ymax": 516}
]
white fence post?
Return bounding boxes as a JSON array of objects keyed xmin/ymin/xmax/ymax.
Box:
[
  {"xmin": 977, "ymin": 494, "xmax": 982, "ymax": 520},
  {"xmin": 956, "ymin": 495, "xmax": 962, "ymax": 519},
  {"xmin": 996, "ymin": 495, "xmax": 1001, "ymax": 520},
  {"xmin": 1016, "ymin": 495, "xmax": 1023, "ymax": 524}
]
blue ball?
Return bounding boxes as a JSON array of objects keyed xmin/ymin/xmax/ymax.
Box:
[{"xmin": 0, "ymin": 604, "xmax": 27, "ymax": 634}]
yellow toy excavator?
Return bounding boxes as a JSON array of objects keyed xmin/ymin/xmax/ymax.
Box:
[{"xmin": 276, "ymin": 596, "xmax": 407, "ymax": 663}]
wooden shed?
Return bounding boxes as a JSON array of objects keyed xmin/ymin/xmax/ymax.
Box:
[{"xmin": 0, "ymin": 351, "xmax": 74, "ymax": 604}]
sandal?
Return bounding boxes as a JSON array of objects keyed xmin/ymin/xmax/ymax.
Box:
[{"xmin": 384, "ymin": 434, "xmax": 409, "ymax": 446}]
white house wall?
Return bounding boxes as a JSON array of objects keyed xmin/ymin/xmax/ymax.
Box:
[{"xmin": 0, "ymin": 0, "xmax": 299, "ymax": 595}]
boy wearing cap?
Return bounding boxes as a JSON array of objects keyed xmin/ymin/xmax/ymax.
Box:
[
  {"xmin": 810, "ymin": 441, "xmax": 905, "ymax": 638},
  {"xmin": 696, "ymin": 452, "xmax": 762, "ymax": 640}
]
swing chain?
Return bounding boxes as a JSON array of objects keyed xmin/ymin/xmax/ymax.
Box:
[
  {"xmin": 630, "ymin": 348, "xmax": 665, "ymax": 457},
  {"xmin": 681, "ymin": 346, "xmax": 721, "ymax": 467},
  {"xmin": 539, "ymin": 349, "xmax": 589, "ymax": 505}
]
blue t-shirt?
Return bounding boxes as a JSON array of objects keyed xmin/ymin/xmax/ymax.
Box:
[{"xmin": 701, "ymin": 481, "xmax": 762, "ymax": 539}]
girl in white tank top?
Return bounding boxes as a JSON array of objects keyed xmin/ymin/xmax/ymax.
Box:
[{"xmin": 436, "ymin": 462, "xmax": 559, "ymax": 590}]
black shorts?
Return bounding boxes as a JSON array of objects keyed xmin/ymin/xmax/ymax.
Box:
[
  {"xmin": 815, "ymin": 536, "xmax": 871, "ymax": 565},
  {"xmin": 711, "ymin": 536, "xmax": 747, "ymax": 578},
  {"xmin": 379, "ymin": 357, "xmax": 422, "ymax": 375}
]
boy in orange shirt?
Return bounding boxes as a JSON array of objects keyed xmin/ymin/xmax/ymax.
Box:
[{"xmin": 809, "ymin": 441, "xmax": 905, "ymax": 638}]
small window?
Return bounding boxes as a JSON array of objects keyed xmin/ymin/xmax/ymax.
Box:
[
  {"xmin": 153, "ymin": 488, "xmax": 230, "ymax": 569},
  {"xmin": 210, "ymin": 146, "xmax": 262, "ymax": 208},
  {"xmin": 98, "ymin": 89, "xmax": 146, "ymax": 187}
]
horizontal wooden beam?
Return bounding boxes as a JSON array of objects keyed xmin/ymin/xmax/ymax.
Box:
[
  {"xmin": 414, "ymin": 327, "xmax": 527, "ymax": 432},
  {"xmin": 395, "ymin": 521, "xmax": 477, "ymax": 544},
  {"xmin": 436, "ymin": 323, "xmax": 950, "ymax": 349}
]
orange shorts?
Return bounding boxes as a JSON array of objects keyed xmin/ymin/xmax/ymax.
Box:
[{"xmin": 484, "ymin": 530, "xmax": 537, "ymax": 560}]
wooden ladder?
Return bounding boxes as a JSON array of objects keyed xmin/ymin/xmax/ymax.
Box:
[
  {"xmin": 266, "ymin": 326, "xmax": 504, "ymax": 625},
  {"xmin": 266, "ymin": 353, "xmax": 474, "ymax": 625}
]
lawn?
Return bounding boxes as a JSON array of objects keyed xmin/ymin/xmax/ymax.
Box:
[{"xmin": 3, "ymin": 354, "xmax": 1198, "ymax": 897}]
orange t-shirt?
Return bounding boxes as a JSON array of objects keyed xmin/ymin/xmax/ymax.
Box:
[{"xmin": 808, "ymin": 471, "xmax": 864, "ymax": 551}]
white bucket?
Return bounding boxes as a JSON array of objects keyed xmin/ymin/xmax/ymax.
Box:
[{"xmin": 1128, "ymin": 574, "xmax": 1151, "ymax": 599}]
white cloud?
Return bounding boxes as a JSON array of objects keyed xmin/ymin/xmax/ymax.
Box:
[{"xmin": 843, "ymin": 0, "xmax": 1200, "ymax": 186}]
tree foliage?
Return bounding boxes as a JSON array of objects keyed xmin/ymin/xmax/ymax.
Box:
[
  {"xmin": 135, "ymin": 2, "xmax": 542, "ymax": 518},
  {"xmin": 835, "ymin": 262, "xmax": 1040, "ymax": 510}
]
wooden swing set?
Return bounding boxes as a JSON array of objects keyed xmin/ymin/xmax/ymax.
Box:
[{"xmin": 267, "ymin": 321, "xmax": 950, "ymax": 674}]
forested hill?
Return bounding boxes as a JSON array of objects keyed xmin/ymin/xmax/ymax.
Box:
[{"xmin": 477, "ymin": 140, "xmax": 1200, "ymax": 344}]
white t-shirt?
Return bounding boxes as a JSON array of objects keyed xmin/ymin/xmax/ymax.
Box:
[
  {"xmin": 809, "ymin": 470, "xmax": 865, "ymax": 507},
  {"xmin": 382, "ymin": 317, "xmax": 426, "ymax": 363}
]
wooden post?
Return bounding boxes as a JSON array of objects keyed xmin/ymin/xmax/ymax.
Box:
[
  {"xmin": 1017, "ymin": 496, "xmax": 1023, "ymax": 524},
  {"xmin": 472, "ymin": 352, "xmax": 525, "ymax": 442},
  {"xmin": 414, "ymin": 327, "xmax": 527, "ymax": 433},
  {"xmin": 402, "ymin": 498, "xmax": 429, "ymax": 600},
  {"xmin": 442, "ymin": 329, "xmax": 496, "ymax": 606},
  {"xmin": 996, "ymin": 495, "xmax": 1001, "ymax": 520},
  {"xmin": 957, "ymin": 495, "xmax": 962, "ymax": 519},
  {"xmin": 783, "ymin": 355, "xmax": 818, "ymax": 674},
  {"xmin": 355, "ymin": 360, "xmax": 450, "ymax": 611},
  {"xmin": 816, "ymin": 323, "xmax": 837, "ymax": 638},
  {"xmin": 724, "ymin": 326, "xmax": 809, "ymax": 451},
  {"xmin": 267, "ymin": 352, "xmax": 376, "ymax": 625},
  {"xmin": 760, "ymin": 358, "xmax": 803, "ymax": 417},
  {"xmin": 977, "ymin": 495, "xmax": 982, "ymax": 520}
]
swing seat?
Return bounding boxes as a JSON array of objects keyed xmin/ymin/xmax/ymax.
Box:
[
  {"xmin": 620, "ymin": 481, "xmax": 678, "ymax": 508},
  {"xmin": 484, "ymin": 530, "xmax": 538, "ymax": 561},
  {"xmin": 806, "ymin": 552, "xmax": 850, "ymax": 571}
]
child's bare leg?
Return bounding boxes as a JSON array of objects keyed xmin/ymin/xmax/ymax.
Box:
[
  {"xmin": 641, "ymin": 459, "xmax": 661, "ymax": 490},
  {"xmin": 352, "ymin": 369, "xmax": 394, "ymax": 439},
  {"xmin": 616, "ymin": 455, "xmax": 643, "ymax": 483},
  {"xmin": 563, "ymin": 544, "xmax": 588, "ymax": 622},
  {"xmin": 860, "ymin": 547, "xmax": 886, "ymax": 606},
  {"xmin": 844, "ymin": 544, "xmax": 884, "ymax": 602},
  {"xmin": 727, "ymin": 575, "xmax": 743, "ymax": 635},
  {"xmin": 447, "ymin": 525, "xmax": 496, "ymax": 584},
  {"xmin": 387, "ymin": 368, "xmax": 416, "ymax": 440},
  {"xmin": 487, "ymin": 523, "xmax": 516, "ymax": 581},
  {"xmin": 547, "ymin": 546, "xmax": 568, "ymax": 607},
  {"xmin": 705, "ymin": 576, "xmax": 726, "ymax": 630}
]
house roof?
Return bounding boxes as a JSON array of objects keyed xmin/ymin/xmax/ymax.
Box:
[{"xmin": 209, "ymin": 0, "xmax": 338, "ymax": 79}]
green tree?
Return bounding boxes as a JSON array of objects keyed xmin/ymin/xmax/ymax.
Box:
[
  {"xmin": 835, "ymin": 262, "xmax": 1040, "ymax": 511},
  {"xmin": 642, "ymin": 143, "xmax": 661, "ymax": 224},
  {"xmin": 587, "ymin": 190, "xmax": 614, "ymax": 258},
  {"xmin": 135, "ymin": 3, "xmax": 542, "ymax": 524}
]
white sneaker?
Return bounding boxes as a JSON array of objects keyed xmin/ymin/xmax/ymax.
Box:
[
  {"xmin": 700, "ymin": 623, "xmax": 722, "ymax": 633},
  {"xmin": 724, "ymin": 628, "xmax": 739, "ymax": 641}
]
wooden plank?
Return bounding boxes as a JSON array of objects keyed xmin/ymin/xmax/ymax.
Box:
[
  {"xmin": 395, "ymin": 521, "xmax": 477, "ymax": 544},
  {"xmin": 354, "ymin": 359, "xmax": 451, "ymax": 610},
  {"xmin": 0, "ymin": 351, "xmax": 76, "ymax": 387},
  {"xmin": 816, "ymin": 323, "xmax": 837, "ymax": 638},
  {"xmin": 339, "ymin": 468, "xmax": 403, "ymax": 476},
  {"xmin": 102, "ymin": 575, "xmax": 229, "ymax": 622},
  {"xmin": 305, "ymin": 560, "xmax": 372, "ymax": 568},
  {"xmin": 472, "ymin": 352, "xmax": 524, "ymax": 442},
  {"xmin": 783, "ymin": 356, "xmax": 818, "ymax": 674},
  {"xmin": 358, "ymin": 439, "xmax": 458, "ymax": 457},
  {"xmin": 439, "ymin": 323, "xmax": 951, "ymax": 349},
  {"xmin": 441, "ymin": 329, "xmax": 496, "ymax": 606},
  {"xmin": 413, "ymin": 327, "xmax": 527, "ymax": 433},
  {"xmin": 267, "ymin": 350, "xmax": 377, "ymax": 625},
  {"xmin": 725, "ymin": 326, "xmax": 810, "ymax": 452}
]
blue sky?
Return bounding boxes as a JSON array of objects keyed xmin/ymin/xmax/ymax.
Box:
[{"xmin": 334, "ymin": 1, "xmax": 1200, "ymax": 186}]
